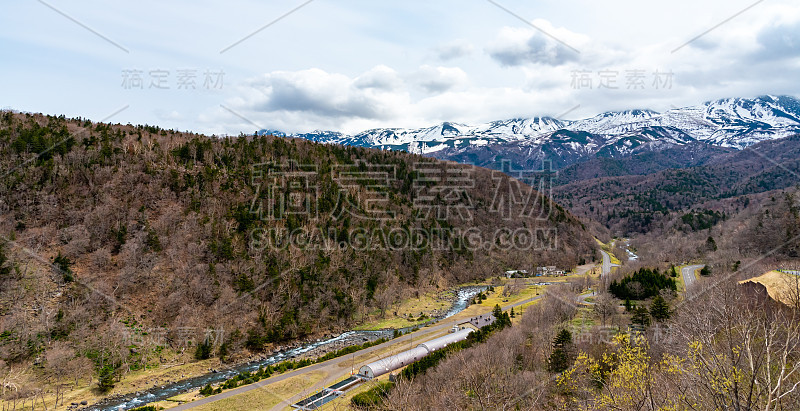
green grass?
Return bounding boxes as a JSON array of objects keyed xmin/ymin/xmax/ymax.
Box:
[
  {"xmin": 354, "ymin": 289, "xmax": 453, "ymax": 330},
  {"xmin": 673, "ymin": 264, "xmax": 700, "ymax": 293},
  {"xmin": 567, "ymin": 306, "xmax": 596, "ymax": 328},
  {"xmin": 595, "ymin": 237, "xmax": 621, "ymax": 264}
]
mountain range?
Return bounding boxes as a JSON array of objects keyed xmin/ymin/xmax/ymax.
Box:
[{"xmin": 261, "ymin": 95, "xmax": 800, "ymax": 171}]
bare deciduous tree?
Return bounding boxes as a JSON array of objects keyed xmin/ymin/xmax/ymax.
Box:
[{"xmin": 593, "ymin": 292, "xmax": 617, "ymax": 326}]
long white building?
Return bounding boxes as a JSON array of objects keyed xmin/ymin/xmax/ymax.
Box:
[{"xmin": 358, "ymin": 328, "xmax": 473, "ymax": 379}]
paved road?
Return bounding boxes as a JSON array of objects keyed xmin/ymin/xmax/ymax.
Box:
[
  {"xmin": 600, "ymin": 250, "xmax": 619, "ymax": 283},
  {"xmin": 682, "ymin": 265, "xmax": 704, "ymax": 289},
  {"xmin": 172, "ymin": 293, "xmax": 551, "ymax": 411},
  {"xmin": 601, "ymin": 250, "xmax": 612, "ymax": 277},
  {"xmin": 576, "ymin": 290, "xmax": 597, "ymax": 305}
]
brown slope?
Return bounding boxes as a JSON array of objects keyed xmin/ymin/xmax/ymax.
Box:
[{"xmin": 0, "ymin": 111, "xmax": 595, "ymax": 375}]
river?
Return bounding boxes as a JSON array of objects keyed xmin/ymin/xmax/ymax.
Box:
[
  {"xmin": 88, "ymin": 285, "xmax": 486, "ymax": 410},
  {"xmin": 624, "ymin": 239, "xmax": 639, "ymax": 261}
]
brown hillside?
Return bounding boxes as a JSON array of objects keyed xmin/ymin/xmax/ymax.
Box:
[{"xmin": 0, "ymin": 111, "xmax": 595, "ymax": 382}]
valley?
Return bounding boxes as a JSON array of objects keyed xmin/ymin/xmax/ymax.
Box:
[
  {"xmin": 2, "ymin": 97, "xmax": 800, "ymax": 411},
  {"xmin": 5, "ymin": 0, "xmax": 800, "ymax": 408}
]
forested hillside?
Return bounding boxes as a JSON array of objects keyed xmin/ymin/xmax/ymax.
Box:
[
  {"xmin": 554, "ymin": 142, "xmax": 736, "ymax": 186},
  {"xmin": 554, "ymin": 134, "xmax": 800, "ymax": 234},
  {"xmin": 377, "ymin": 172, "xmax": 800, "ymax": 411},
  {"xmin": 0, "ymin": 111, "xmax": 595, "ymax": 385}
]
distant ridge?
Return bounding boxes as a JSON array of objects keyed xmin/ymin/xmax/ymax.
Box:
[{"xmin": 263, "ymin": 95, "xmax": 800, "ymax": 171}]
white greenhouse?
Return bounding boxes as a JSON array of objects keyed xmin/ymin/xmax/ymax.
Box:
[{"xmin": 358, "ymin": 328, "xmax": 473, "ymax": 379}]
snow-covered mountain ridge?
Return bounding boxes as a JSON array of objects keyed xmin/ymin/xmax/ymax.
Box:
[{"xmin": 259, "ymin": 95, "xmax": 800, "ymax": 170}]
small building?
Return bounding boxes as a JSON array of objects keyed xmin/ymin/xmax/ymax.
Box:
[
  {"xmin": 504, "ymin": 269, "xmax": 529, "ymax": 278},
  {"xmin": 536, "ymin": 266, "xmax": 565, "ymax": 276}
]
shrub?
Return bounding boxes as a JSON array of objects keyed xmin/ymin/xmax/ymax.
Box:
[
  {"xmin": 53, "ymin": 252, "xmax": 74, "ymax": 283},
  {"xmin": 351, "ymin": 381, "xmax": 394, "ymax": 408}
]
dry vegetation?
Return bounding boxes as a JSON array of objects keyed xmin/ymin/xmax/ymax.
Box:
[
  {"xmin": 0, "ymin": 111, "xmax": 596, "ymax": 406},
  {"xmin": 364, "ymin": 171, "xmax": 800, "ymax": 410},
  {"xmin": 370, "ymin": 272, "xmax": 800, "ymax": 410}
]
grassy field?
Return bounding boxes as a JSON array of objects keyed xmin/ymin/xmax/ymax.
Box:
[
  {"xmin": 478, "ymin": 283, "xmax": 541, "ymax": 308},
  {"xmin": 511, "ymin": 299, "xmax": 541, "ymax": 321},
  {"xmin": 353, "ymin": 288, "xmax": 458, "ymax": 330},
  {"xmin": 740, "ymin": 270, "xmax": 799, "ymax": 305},
  {"xmin": 568, "ymin": 306, "xmax": 596, "ymax": 328},
  {"xmin": 187, "ymin": 370, "xmax": 328, "ymax": 411},
  {"xmin": 354, "ymin": 276, "xmax": 558, "ymax": 331}
]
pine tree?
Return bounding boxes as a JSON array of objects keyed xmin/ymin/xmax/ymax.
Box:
[
  {"xmin": 510, "ymin": 307, "xmax": 515, "ymax": 318},
  {"xmin": 631, "ymin": 306, "xmax": 651, "ymax": 327},
  {"xmin": 0, "ymin": 243, "xmax": 11, "ymax": 278},
  {"xmin": 218, "ymin": 342, "xmax": 229, "ymax": 362},
  {"xmin": 649, "ymin": 295, "xmax": 670, "ymax": 322},
  {"xmin": 705, "ymin": 236, "xmax": 717, "ymax": 252},
  {"xmin": 548, "ymin": 329, "xmax": 573, "ymax": 373},
  {"xmin": 195, "ymin": 337, "xmax": 213, "ymax": 360},
  {"xmin": 553, "ymin": 328, "xmax": 572, "ymax": 346},
  {"xmin": 492, "ymin": 304, "xmax": 503, "ymax": 319},
  {"xmin": 97, "ymin": 366, "xmax": 116, "ymax": 392},
  {"xmin": 624, "ymin": 298, "xmax": 633, "ymax": 312},
  {"xmin": 200, "ymin": 384, "xmax": 214, "ymax": 396},
  {"xmin": 53, "ymin": 252, "xmax": 74, "ymax": 283}
]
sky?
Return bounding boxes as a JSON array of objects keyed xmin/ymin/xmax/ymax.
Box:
[{"xmin": 2, "ymin": 0, "xmax": 800, "ymax": 135}]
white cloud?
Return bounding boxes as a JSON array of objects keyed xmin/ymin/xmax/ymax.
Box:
[
  {"xmin": 433, "ymin": 40, "xmax": 474, "ymax": 61},
  {"xmin": 354, "ymin": 65, "xmax": 403, "ymax": 91},
  {"xmin": 4, "ymin": 0, "xmax": 800, "ymax": 137},
  {"xmin": 486, "ymin": 19, "xmax": 589, "ymax": 66},
  {"xmin": 240, "ymin": 68, "xmax": 405, "ymax": 121},
  {"xmin": 222, "ymin": 65, "xmax": 580, "ymax": 134},
  {"xmin": 411, "ymin": 65, "xmax": 469, "ymax": 93}
]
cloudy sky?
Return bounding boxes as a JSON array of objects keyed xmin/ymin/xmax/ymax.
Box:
[{"xmin": 2, "ymin": 0, "xmax": 799, "ymax": 135}]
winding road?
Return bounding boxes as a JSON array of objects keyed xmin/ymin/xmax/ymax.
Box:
[
  {"xmin": 682, "ymin": 264, "xmax": 704, "ymax": 289},
  {"xmin": 600, "ymin": 250, "xmax": 620, "ymax": 277}
]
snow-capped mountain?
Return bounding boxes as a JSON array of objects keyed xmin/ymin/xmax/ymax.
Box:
[{"xmin": 259, "ymin": 95, "xmax": 800, "ymax": 170}]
